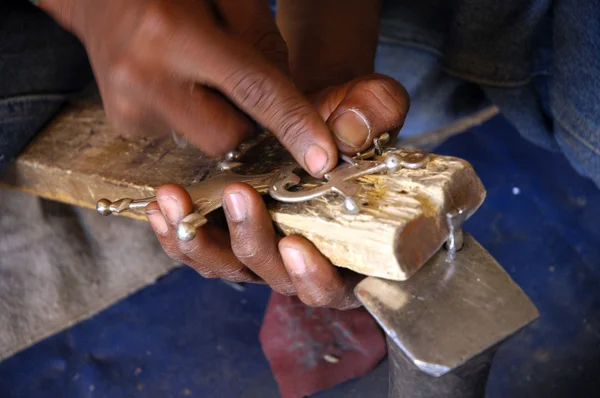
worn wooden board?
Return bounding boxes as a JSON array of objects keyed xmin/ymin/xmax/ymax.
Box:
[
  {"xmin": 1, "ymin": 98, "xmax": 486, "ymax": 280},
  {"xmin": 1, "ymin": 98, "xmax": 218, "ymax": 221}
]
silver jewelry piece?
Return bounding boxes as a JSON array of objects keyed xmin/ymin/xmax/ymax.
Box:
[
  {"xmin": 97, "ymin": 137, "xmax": 429, "ymax": 240},
  {"xmin": 269, "ymin": 151, "xmax": 426, "ymax": 214}
]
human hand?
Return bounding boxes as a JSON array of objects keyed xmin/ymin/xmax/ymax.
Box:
[
  {"xmin": 146, "ymin": 74, "xmax": 409, "ymax": 309},
  {"xmin": 44, "ymin": 0, "xmax": 338, "ymax": 176}
]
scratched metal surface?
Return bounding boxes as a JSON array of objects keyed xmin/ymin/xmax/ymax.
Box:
[{"xmin": 0, "ymin": 115, "xmax": 599, "ymax": 398}]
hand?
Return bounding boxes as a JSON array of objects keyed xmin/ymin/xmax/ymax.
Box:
[
  {"xmin": 44, "ymin": 0, "xmax": 338, "ymax": 176},
  {"xmin": 146, "ymin": 74, "xmax": 409, "ymax": 309}
]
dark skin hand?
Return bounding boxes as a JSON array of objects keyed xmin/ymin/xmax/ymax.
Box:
[
  {"xmin": 146, "ymin": 74, "xmax": 409, "ymax": 309},
  {"xmin": 43, "ymin": 0, "xmax": 338, "ymax": 175},
  {"xmin": 43, "ymin": 0, "xmax": 410, "ymax": 309}
]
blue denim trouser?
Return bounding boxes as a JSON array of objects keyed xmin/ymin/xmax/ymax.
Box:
[
  {"xmin": 2, "ymin": 0, "xmax": 600, "ymax": 189},
  {"xmin": 0, "ymin": 0, "xmax": 92, "ymax": 171}
]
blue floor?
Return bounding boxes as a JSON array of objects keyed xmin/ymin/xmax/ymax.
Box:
[{"xmin": 1, "ymin": 115, "xmax": 599, "ymax": 398}]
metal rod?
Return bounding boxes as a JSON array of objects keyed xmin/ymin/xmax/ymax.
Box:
[{"xmin": 387, "ymin": 336, "xmax": 496, "ymax": 398}]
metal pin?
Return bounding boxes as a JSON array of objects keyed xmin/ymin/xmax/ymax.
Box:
[
  {"xmin": 445, "ymin": 208, "xmax": 467, "ymax": 255},
  {"xmin": 96, "ymin": 197, "xmax": 155, "ymax": 216},
  {"xmin": 343, "ymin": 196, "xmax": 361, "ymax": 214},
  {"xmin": 355, "ymin": 132, "xmax": 391, "ymax": 160},
  {"xmin": 340, "ymin": 154, "xmax": 359, "ymax": 167}
]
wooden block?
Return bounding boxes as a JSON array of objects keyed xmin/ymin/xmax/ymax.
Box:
[
  {"xmin": 270, "ymin": 152, "xmax": 486, "ymax": 280},
  {"xmin": 1, "ymin": 98, "xmax": 486, "ymax": 281},
  {"xmin": 1, "ymin": 98, "xmax": 217, "ymax": 220}
]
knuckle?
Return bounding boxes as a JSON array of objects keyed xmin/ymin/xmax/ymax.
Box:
[
  {"xmin": 227, "ymin": 69, "xmax": 276, "ymax": 112},
  {"xmin": 224, "ymin": 69, "xmax": 312, "ymax": 149},
  {"xmin": 138, "ymin": 1, "xmax": 177, "ymax": 40},
  {"xmin": 194, "ymin": 141, "xmax": 229, "ymax": 158},
  {"xmin": 196, "ymin": 268, "xmax": 219, "ymax": 279},
  {"xmin": 198, "ymin": 127, "xmax": 246, "ymax": 157},
  {"xmin": 362, "ymin": 76, "xmax": 408, "ymax": 118},
  {"xmin": 223, "ymin": 268, "xmax": 253, "ymax": 283},
  {"xmin": 298, "ymin": 282, "xmax": 357, "ymax": 309},
  {"xmin": 110, "ymin": 58, "xmax": 144, "ymax": 91},
  {"xmin": 232, "ymin": 239, "xmax": 277, "ymax": 268},
  {"xmin": 109, "ymin": 95, "xmax": 143, "ymax": 126},
  {"xmin": 232, "ymin": 242, "xmax": 260, "ymax": 263},
  {"xmin": 298, "ymin": 289, "xmax": 338, "ymax": 308},
  {"xmin": 270, "ymin": 101, "xmax": 314, "ymax": 148},
  {"xmin": 300, "ymin": 292, "xmax": 336, "ymax": 308},
  {"xmin": 188, "ymin": 262, "xmax": 220, "ymax": 279},
  {"xmin": 160, "ymin": 243, "xmax": 186, "ymax": 264},
  {"xmin": 272, "ymin": 283, "xmax": 296, "ymax": 296},
  {"xmin": 179, "ymin": 238, "xmax": 208, "ymax": 258}
]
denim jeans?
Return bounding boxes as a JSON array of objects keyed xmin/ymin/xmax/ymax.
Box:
[
  {"xmin": 0, "ymin": 0, "xmax": 92, "ymax": 171},
  {"xmin": 2, "ymin": 0, "xmax": 599, "ymax": 188}
]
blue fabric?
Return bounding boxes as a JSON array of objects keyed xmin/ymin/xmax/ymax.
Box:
[
  {"xmin": 378, "ymin": 0, "xmax": 600, "ymax": 187},
  {"xmin": 0, "ymin": 0, "xmax": 92, "ymax": 171},
  {"xmin": 2, "ymin": 0, "xmax": 600, "ymax": 189},
  {"xmin": 0, "ymin": 95, "xmax": 65, "ymax": 170},
  {"xmin": 1, "ymin": 115, "xmax": 599, "ymax": 397}
]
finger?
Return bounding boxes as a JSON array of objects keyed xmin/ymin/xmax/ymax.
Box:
[
  {"xmin": 215, "ymin": 0, "xmax": 289, "ymax": 73},
  {"xmin": 108, "ymin": 54, "xmax": 256, "ymax": 156},
  {"xmin": 152, "ymin": 184, "xmax": 260, "ymax": 283},
  {"xmin": 165, "ymin": 25, "xmax": 338, "ymax": 177},
  {"xmin": 315, "ymin": 74, "xmax": 410, "ymax": 154},
  {"xmin": 154, "ymin": 81, "xmax": 256, "ymax": 156},
  {"xmin": 103, "ymin": 74, "xmax": 173, "ymax": 139},
  {"xmin": 145, "ymin": 200, "xmax": 192, "ymax": 265},
  {"xmin": 180, "ymin": 222, "xmax": 262, "ymax": 283},
  {"xmin": 279, "ymin": 236, "xmax": 362, "ymax": 310},
  {"xmin": 222, "ymin": 183, "xmax": 296, "ymax": 295}
]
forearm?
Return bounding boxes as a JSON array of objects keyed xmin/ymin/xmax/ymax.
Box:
[{"xmin": 276, "ymin": 0, "xmax": 381, "ymax": 94}]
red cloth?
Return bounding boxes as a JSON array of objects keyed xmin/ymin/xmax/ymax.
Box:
[{"xmin": 259, "ymin": 293, "xmax": 387, "ymax": 398}]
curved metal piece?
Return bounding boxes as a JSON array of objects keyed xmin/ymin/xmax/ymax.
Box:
[
  {"xmin": 269, "ymin": 162, "xmax": 365, "ymax": 203},
  {"xmin": 96, "ymin": 197, "xmax": 156, "ymax": 216},
  {"xmin": 399, "ymin": 150, "xmax": 429, "ymax": 169},
  {"xmin": 268, "ymin": 151, "xmax": 426, "ymax": 204},
  {"xmin": 98, "ymin": 147, "xmax": 431, "ymax": 241},
  {"xmin": 97, "ymin": 152, "xmax": 281, "ymax": 241}
]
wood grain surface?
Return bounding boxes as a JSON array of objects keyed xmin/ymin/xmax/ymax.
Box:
[{"xmin": 1, "ymin": 98, "xmax": 486, "ymax": 280}]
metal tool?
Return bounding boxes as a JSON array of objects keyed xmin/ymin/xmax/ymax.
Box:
[{"xmin": 355, "ymin": 209, "xmax": 539, "ymax": 398}]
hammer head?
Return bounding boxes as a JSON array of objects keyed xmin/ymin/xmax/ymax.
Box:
[{"xmin": 355, "ymin": 233, "xmax": 539, "ymax": 377}]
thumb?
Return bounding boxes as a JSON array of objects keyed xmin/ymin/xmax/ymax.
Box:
[{"xmin": 315, "ymin": 74, "xmax": 410, "ymax": 155}]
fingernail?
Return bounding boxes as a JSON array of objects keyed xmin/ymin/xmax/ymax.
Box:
[
  {"xmin": 331, "ymin": 109, "xmax": 371, "ymax": 148},
  {"xmin": 280, "ymin": 247, "xmax": 307, "ymax": 275},
  {"xmin": 224, "ymin": 192, "xmax": 247, "ymax": 222},
  {"xmin": 304, "ymin": 144, "xmax": 329, "ymax": 175},
  {"xmin": 158, "ymin": 195, "xmax": 181, "ymax": 225},
  {"xmin": 146, "ymin": 210, "xmax": 168, "ymax": 235}
]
